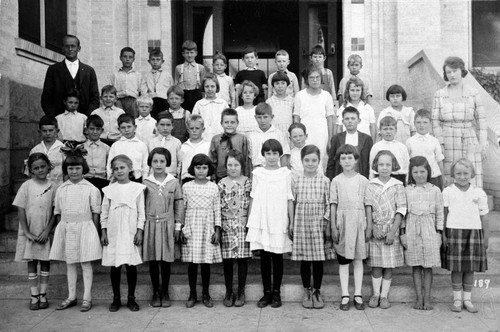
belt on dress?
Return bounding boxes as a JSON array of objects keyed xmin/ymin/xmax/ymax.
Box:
[
  {"xmin": 442, "ymin": 121, "xmax": 472, "ymax": 128},
  {"xmin": 147, "ymin": 213, "xmax": 169, "ymax": 223}
]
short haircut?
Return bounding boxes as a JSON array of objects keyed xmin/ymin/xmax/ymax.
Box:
[
  {"xmin": 310, "ymin": 44, "xmax": 326, "ymax": 57},
  {"xmin": 271, "ymin": 71, "xmax": 290, "ymax": 86},
  {"xmin": 187, "ymin": 153, "xmax": 214, "ymax": 176},
  {"xmin": 101, "ymin": 85, "xmax": 117, "ymax": 96},
  {"xmin": 27, "ymin": 152, "xmax": 53, "ymax": 173},
  {"xmin": 221, "ymin": 108, "xmax": 238, "ymax": 122},
  {"xmin": 39, "ymin": 115, "xmax": 58, "ymax": 129},
  {"xmin": 414, "ymin": 108, "xmax": 432, "ymax": 121},
  {"xmin": 213, "ymin": 52, "xmax": 227, "ymax": 64},
  {"xmin": 86, "ymin": 114, "xmax": 104, "ymax": 128},
  {"xmin": 62, "ymin": 34, "xmax": 80, "ymax": 47},
  {"xmin": 347, "ymin": 54, "xmax": 362, "ymax": 65},
  {"xmin": 301, "ymin": 65, "xmax": 322, "ymax": 85},
  {"xmin": 261, "ymin": 138, "xmax": 283, "ymax": 156},
  {"xmin": 148, "ymin": 147, "xmax": 172, "ymax": 167},
  {"xmin": 118, "ymin": 113, "xmax": 135, "ymax": 126},
  {"xmin": 371, "ymin": 150, "xmax": 401, "ymax": 173},
  {"xmin": 443, "ymin": 56, "xmax": 468, "ymax": 81},
  {"xmin": 240, "ymin": 80, "xmax": 259, "ymax": 96},
  {"xmin": 225, "ymin": 149, "xmax": 246, "ymax": 171},
  {"xmin": 335, "ymin": 144, "xmax": 360, "ymax": 161},
  {"xmin": 188, "ymin": 114, "xmax": 204, "ymax": 127},
  {"xmin": 385, "ymin": 84, "xmax": 407, "ymax": 101},
  {"xmin": 343, "ymin": 76, "xmax": 365, "ymax": 103},
  {"xmin": 451, "ymin": 158, "xmax": 476, "ymax": 178},
  {"xmin": 301, "ymin": 144, "xmax": 321, "ymax": 160},
  {"xmin": 149, "ymin": 48, "xmax": 163, "ymax": 59},
  {"xmin": 407, "ymin": 156, "xmax": 432, "ymax": 185},
  {"xmin": 63, "ymin": 155, "xmax": 90, "ymax": 175},
  {"xmin": 182, "ymin": 40, "xmax": 197, "ymax": 51},
  {"xmin": 275, "ymin": 49, "xmax": 289, "ymax": 58},
  {"xmin": 157, "ymin": 111, "xmax": 174, "ymax": 122},
  {"xmin": 342, "ymin": 106, "xmax": 360, "ymax": 119},
  {"xmin": 242, "ymin": 46, "xmax": 257, "ymax": 58},
  {"xmin": 379, "ymin": 115, "xmax": 397, "ymax": 128},
  {"xmin": 136, "ymin": 95, "xmax": 154, "ymax": 106},
  {"xmin": 255, "ymin": 102, "xmax": 273, "ymax": 116},
  {"xmin": 65, "ymin": 88, "xmax": 80, "ymax": 100},
  {"xmin": 288, "ymin": 122, "xmax": 307, "ymax": 135},
  {"xmin": 120, "ymin": 46, "xmax": 135, "ymax": 56},
  {"xmin": 167, "ymin": 85, "xmax": 184, "ymax": 98},
  {"xmin": 201, "ymin": 73, "xmax": 220, "ymax": 93},
  {"xmin": 110, "ymin": 154, "xmax": 134, "ymax": 179}
]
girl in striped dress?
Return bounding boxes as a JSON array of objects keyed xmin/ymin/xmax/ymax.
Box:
[
  {"xmin": 401, "ymin": 156, "xmax": 443, "ymax": 310},
  {"xmin": 330, "ymin": 144, "xmax": 370, "ymax": 311},
  {"xmin": 219, "ymin": 150, "xmax": 252, "ymax": 307},
  {"xmin": 290, "ymin": 145, "xmax": 332, "ymax": 309},
  {"xmin": 441, "ymin": 158, "xmax": 489, "ymax": 313},
  {"xmin": 181, "ymin": 153, "xmax": 222, "ymax": 308},
  {"xmin": 50, "ymin": 145, "xmax": 102, "ymax": 313},
  {"xmin": 365, "ymin": 150, "xmax": 407, "ymax": 310}
]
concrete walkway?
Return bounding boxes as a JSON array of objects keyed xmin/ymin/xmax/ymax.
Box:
[{"xmin": 1, "ymin": 299, "xmax": 498, "ymax": 332}]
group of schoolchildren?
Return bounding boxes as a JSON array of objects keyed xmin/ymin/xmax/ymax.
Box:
[{"xmin": 14, "ymin": 40, "xmax": 489, "ymax": 316}]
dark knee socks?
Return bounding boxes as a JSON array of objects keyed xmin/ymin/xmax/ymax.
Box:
[
  {"xmin": 300, "ymin": 261, "xmax": 324, "ymax": 289},
  {"xmin": 149, "ymin": 262, "xmax": 160, "ymax": 292},
  {"xmin": 188, "ymin": 263, "xmax": 211, "ymax": 295},
  {"xmin": 224, "ymin": 258, "xmax": 249, "ymax": 293},
  {"xmin": 312, "ymin": 261, "xmax": 323, "ymax": 289},
  {"xmin": 261, "ymin": 251, "xmax": 284, "ymax": 292},
  {"xmin": 201, "ymin": 264, "xmax": 210, "ymax": 295},
  {"xmin": 161, "ymin": 261, "xmax": 171, "ymax": 293},
  {"xmin": 126, "ymin": 265, "xmax": 137, "ymax": 297},
  {"xmin": 111, "ymin": 265, "xmax": 137, "ymax": 299},
  {"xmin": 110, "ymin": 266, "xmax": 121, "ymax": 299}
]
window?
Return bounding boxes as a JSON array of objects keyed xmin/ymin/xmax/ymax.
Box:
[
  {"xmin": 472, "ymin": 0, "xmax": 500, "ymax": 67},
  {"xmin": 18, "ymin": 0, "xmax": 67, "ymax": 53}
]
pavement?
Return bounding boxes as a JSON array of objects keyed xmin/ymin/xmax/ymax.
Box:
[{"xmin": 1, "ymin": 299, "xmax": 499, "ymax": 332}]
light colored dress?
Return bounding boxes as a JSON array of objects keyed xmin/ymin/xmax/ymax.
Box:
[
  {"xmin": 101, "ymin": 182, "xmax": 145, "ymax": 267},
  {"xmin": 49, "ymin": 180, "xmax": 102, "ymax": 263},
  {"xmin": 377, "ymin": 106, "xmax": 415, "ymax": 144},
  {"xmin": 181, "ymin": 181, "xmax": 222, "ymax": 264},
  {"xmin": 330, "ymin": 173, "xmax": 369, "ymax": 260},
  {"xmin": 266, "ymin": 94, "xmax": 294, "ymax": 136},
  {"xmin": 192, "ymin": 97, "xmax": 229, "ymax": 142},
  {"xmin": 365, "ymin": 177, "xmax": 407, "ymax": 268},
  {"xmin": 218, "ymin": 176, "xmax": 252, "ymax": 259},
  {"xmin": 294, "ymin": 89, "xmax": 335, "ymax": 168},
  {"xmin": 246, "ymin": 167, "xmax": 293, "ymax": 254},
  {"xmin": 291, "ymin": 173, "xmax": 333, "ymax": 261},
  {"xmin": 13, "ymin": 179, "xmax": 56, "ymax": 261},
  {"xmin": 142, "ymin": 174, "xmax": 184, "ymax": 262},
  {"xmin": 432, "ymin": 84, "xmax": 486, "ymax": 187},
  {"xmin": 404, "ymin": 183, "xmax": 443, "ymax": 267},
  {"xmin": 236, "ymin": 106, "xmax": 257, "ymax": 135}
]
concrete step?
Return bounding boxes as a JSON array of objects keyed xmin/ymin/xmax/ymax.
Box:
[
  {"xmin": 486, "ymin": 211, "xmax": 500, "ymax": 232},
  {"xmin": 1, "ymin": 274, "xmax": 499, "ymax": 303}
]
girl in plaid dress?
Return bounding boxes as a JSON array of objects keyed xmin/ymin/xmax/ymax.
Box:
[
  {"xmin": 330, "ymin": 144, "xmax": 370, "ymax": 311},
  {"xmin": 290, "ymin": 145, "xmax": 332, "ymax": 309},
  {"xmin": 246, "ymin": 139, "xmax": 294, "ymax": 308},
  {"xmin": 219, "ymin": 150, "xmax": 252, "ymax": 307},
  {"xmin": 143, "ymin": 148, "xmax": 184, "ymax": 308},
  {"xmin": 441, "ymin": 158, "xmax": 489, "ymax": 313},
  {"xmin": 401, "ymin": 156, "xmax": 444, "ymax": 310},
  {"xmin": 181, "ymin": 153, "xmax": 222, "ymax": 308},
  {"xmin": 365, "ymin": 150, "xmax": 406, "ymax": 310}
]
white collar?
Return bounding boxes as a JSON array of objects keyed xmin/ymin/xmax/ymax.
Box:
[
  {"xmin": 119, "ymin": 136, "xmax": 140, "ymax": 142},
  {"xmin": 415, "ymin": 133, "xmax": 430, "ymax": 139},
  {"xmin": 370, "ymin": 176, "xmax": 402, "ymax": 192},
  {"xmin": 145, "ymin": 173, "xmax": 175, "ymax": 186},
  {"xmin": 63, "ymin": 110, "xmax": 79, "ymax": 116},
  {"xmin": 138, "ymin": 115, "xmax": 152, "ymax": 121},
  {"xmin": 65, "ymin": 59, "xmax": 79, "ymax": 66},
  {"xmin": 199, "ymin": 98, "xmax": 224, "ymax": 106}
]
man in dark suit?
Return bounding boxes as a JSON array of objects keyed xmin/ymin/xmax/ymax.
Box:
[
  {"xmin": 326, "ymin": 106, "xmax": 373, "ymax": 180},
  {"xmin": 41, "ymin": 34, "xmax": 100, "ymax": 116}
]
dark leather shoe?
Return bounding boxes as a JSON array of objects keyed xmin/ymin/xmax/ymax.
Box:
[
  {"xmin": 38, "ymin": 293, "xmax": 49, "ymax": 309},
  {"xmin": 186, "ymin": 294, "xmax": 197, "ymax": 308},
  {"xmin": 271, "ymin": 291, "xmax": 282, "ymax": 308},
  {"xmin": 257, "ymin": 292, "xmax": 272, "ymax": 308},
  {"xmin": 151, "ymin": 291, "xmax": 161, "ymax": 307},
  {"xmin": 161, "ymin": 292, "xmax": 171, "ymax": 308},
  {"xmin": 56, "ymin": 298, "xmax": 77, "ymax": 310},
  {"xmin": 127, "ymin": 296, "xmax": 139, "ymax": 311},
  {"xmin": 202, "ymin": 294, "xmax": 214, "ymax": 308},
  {"xmin": 109, "ymin": 298, "xmax": 121, "ymax": 312}
]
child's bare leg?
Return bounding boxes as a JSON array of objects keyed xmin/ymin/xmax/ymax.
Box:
[
  {"xmin": 39, "ymin": 261, "xmax": 50, "ymax": 303},
  {"xmin": 412, "ymin": 266, "xmax": 424, "ymax": 309},
  {"xmin": 81, "ymin": 262, "xmax": 93, "ymax": 302},
  {"xmin": 463, "ymin": 272, "xmax": 478, "ymax": 313},
  {"xmin": 28, "ymin": 261, "xmax": 39, "ymax": 303},
  {"xmin": 422, "ymin": 268, "xmax": 433, "ymax": 310},
  {"xmin": 67, "ymin": 263, "xmax": 78, "ymax": 300}
]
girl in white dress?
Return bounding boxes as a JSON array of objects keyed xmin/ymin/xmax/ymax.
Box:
[
  {"xmin": 14, "ymin": 153, "xmax": 56, "ymax": 310},
  {"xmin": 293, "ymin": 66, "xmax": 335, "ymax": 169},
  {"xmin": 246, "ymin": 139, "xmax": 293, "ymax": 308},
  {"xmin": 101, "ymin": 154, "xmax": 146, "ymax": 312},
  {"xmin": 50, "ymin": 145, "xmax": 102, "ymax": 312}
]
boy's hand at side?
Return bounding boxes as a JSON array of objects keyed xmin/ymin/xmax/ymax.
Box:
[{"xmin": 134, "ymin": 229, "xmax": 143, "ymax": 246}]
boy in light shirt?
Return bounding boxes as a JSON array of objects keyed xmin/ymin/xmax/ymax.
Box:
[
  {"xmin": 148, "ymin": 112, "xmax": 182, "ymax": 178},
  {"xmin": 91, "ymin": 85, "xmax": 125, "ymax": 146},
  {"xmin": 55, "ymin": 89, "xmax": 87, "ymax": 145},
  {"xmin": 267, "ymin": 49, "xmax": 300, "ymax": 98},
  {"xmin": 135, "ymin": 96, "xmax": 157, "ymax": 144}
]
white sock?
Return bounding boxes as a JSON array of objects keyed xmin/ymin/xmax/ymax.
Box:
[
  {"xmin": 453, "ymin": 290, "xmax": 462, "ymax": 302},
  {"xmin": 81, "ymin": 262, "xmax": 93, "ymax": 302},
  {"xmin": 353, "ymin": 260, "xmax": 363, "ymax": 296},
  {"xmin": 372, "ymin": 276, "xmax": 382, "ymax": 296},
  {"xmin": 380, "ymin": 278, "xmax": 392, "ymax": 298},
  {"xmin": 67, "ymin": 264, "xmax": 78, "ymax": 300},
  {"xmin": 339, "ymin": 264, "xmax": 350, "ymax": 297},
  {"xmin": 463, "ymin": 291, "xmax": 472, "ymax": 302}
]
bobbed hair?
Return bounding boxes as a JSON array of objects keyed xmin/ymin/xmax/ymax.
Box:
[
  {"xmin": 62, "ymin": 155, "xmax": 90, "ymax": 175},
  {"xmin": 261, "ymin": 139, "xmax": 283, "ymax": 157},
  {"xmin": 187, "ymin": 153, "xmax": 214, "ymax": 177},
  {"xmin": 451, "ymin": 158, "xmax": 476, "ymax": 179},
  {"xmin": 335, "ymin": 144, "xmax": 360, "ymax": 161},
  {"xmin": 407, "ymin": 156, "xmax": 432, "ymax": 185},
  {"xmin": 385, "ymin": 84, "xmax": 407, "ymax": 101},
  {"xmin": 371, "ymin": 150, "xmax": 401, "ymax": 173},
  {"xmin": 27, "ymin": 152, "xmax": 53, "ymax": 174},
  {"xmin": 225, "ymin": 149, "xmax": 246, "ymax": 172},
  {"xmin": 300, "ymin": 144, "xmax": 321, "ymax": 161},
  {"xmin": 148, "ymin": 147, "xmax": 172, "ymax": 167},
  {"xmin": 443, "ymin": 56, "xmax": 468, "ymax": 81}
]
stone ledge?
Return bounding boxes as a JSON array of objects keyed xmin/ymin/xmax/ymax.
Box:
[{"xmin": 14, "ymin": 38, "xmax": 64, "ymax": 66}]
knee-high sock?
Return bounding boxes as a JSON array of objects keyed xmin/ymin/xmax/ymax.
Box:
[
  {"xmin": 260, "ymin": 251, "xmax": 272, "ymax": 292},
  {"xmin": 160, "ymin": 261, "xmax": 171, "ymax": 294},
  {"xmin": 312, "ymin": 261, "xmax": 324, "ymax": 290},
  {"xmin": 372, "ymin": 276, "xmax": 382, "ymax": 296},
  {"xmin": 67, "ymin": 263, "xmax": 78, "ymax": 300},
  {"xmin": 81, "ymin": 262, "xmax": 93, "ymax": 301},
  {"xmin": 272, "ymin": 253, "xmax": 284, "ymax": 292},
  {"xmin": 110, "ymin": 266, "xmax": 122, "ymax": 299},
  {"xmin": 237, "ymin": 258, "xmax": 249, "ymax": 291},
  {"xmin": 339, "ymin": 264, "xmax": 350, "ymax": 296},
  {"xmin": 39, "ymin": 271, "xmax": 49, "ymax": 294},
  {"xmin": 200, "ymin": 264, "xmax": 211, "ymax": 295},
  {"xmin": 380, "ymin": 278, "xmax": 392, "ymax": 298},
  {"xmin": 300, "ymin": 261, "xmax": 312, "ymax": 289},
  {"xmin": 188, "ymin": 263, "xmax": 198, "ymax": 295},
  {"xmin": 353, "ymin": 259, "xmax": 363, "ymax": 296},
  {"xmin": 223, "ymin": 259, "xmax": 234, "ymax": 293},
  {"xmin": 149, "ymin": 261, "xmax": 160, "ymax": 292},
  {"xmin": 125, "ymin": 265, "xmax": 137, "ymax": 298},
  {"xmin": 28, "ymin": 272, "xmax": 39, "ymax": 296}
]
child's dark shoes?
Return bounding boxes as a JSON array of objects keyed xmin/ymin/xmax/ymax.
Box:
[
  {"xmin": 56, "ymin": 298, "xmax": 77, "ymax": 310},
  {"xmin": 151, "ymin": 291, "xmax": 161, "ymax": 307},
  {"xmin": 186, "ymin": 294, "xmax": 197, "ymax": 308},
  {"xmin": 234, "ymin": 289, "xmax": 246, "ymax": 307},
  {"xmin": 354, "ymin": 295, "xmax": 365, "ymax": 310},
  {"xmin": 202, "ymin": 294, "xmax": 214, "ymax": 308},
  {"xmin": 80, "ymin": 300, "xmax": 92, "ymax": 312},
  {"xmin": 38, "ymin": 293, "xmax": 49, "ymax": 310},
  {"xmin": 339, "ymin": 296, "xmax": 350, "ymax": 311},
  {"xmin": 29, "ymin": 294, "xmax": 40, "ymax": 311},
  {"xmin": 271, "ymin": 290, "xmax": 282, "ymax": 308},
  {"xmin": 312, "ymin": 289, "xmax": 324, "ymax": 309},
  {"xmin": 223, "ymin": 292, "xmax": 235, "ymax": 307},
  {"xmin": 302, "ymin": 288, "xmax": 313, "ymax": 309},
  {"xmin": 161, "ymin": 292, "xmax": 171, "ymax": 308},
  {"xmin": 127, "ymin": 296, "xmax": 140, "ymax": 311},
  {"xmin": 257, "ymin": 292, "xmax": 272, "ymax": 308},
  {"xmin": 109, "ymin": 298, "xmax": 121, "ymax": 312}
]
